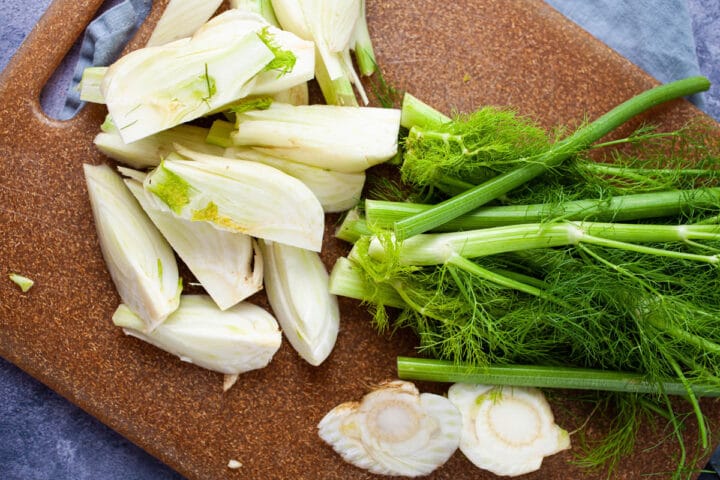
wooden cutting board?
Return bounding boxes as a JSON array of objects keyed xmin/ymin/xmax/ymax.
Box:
[{"xmin": 1, "ymin": 1, "xmax": 718, "ymax": 478}]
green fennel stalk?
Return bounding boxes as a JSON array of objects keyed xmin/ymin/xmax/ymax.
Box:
[
  {"xmin": 363, "ymin": 222, "xmax": 720, "ymax": 266},
  {"xmin": 331, "ymin": 77, "xmax": 720, "ymax": 477},
  {"xmin": 396, "ymin": 357, "xmax": 720, "ymax": 397},
  {"xmin": 364, "ymin": 187, "xmax": 720, "ymax": 230},
  {"xmin": 394, "ymin": 76, "xmax": 711, "ymax": 240}
]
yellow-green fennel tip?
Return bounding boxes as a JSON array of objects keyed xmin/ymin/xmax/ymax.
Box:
[{"xmin": 9, "ymin": 273, "xmax": 34, "ymax": 293}]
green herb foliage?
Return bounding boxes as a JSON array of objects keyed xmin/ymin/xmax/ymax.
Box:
[
  {"xmin": 393, "ymin": 77, "xmax": 711, "ymax": 239},
  {"xmin": 401, "ymin": 107, "xmax": 551, "ymax": 195},
  {"xmin": 257, "ymin": 27, "xmax": 296, "ymax": 77},
  {"xmin": 333, "ymin": 78, "xmax": 720, "ymax": 478}
]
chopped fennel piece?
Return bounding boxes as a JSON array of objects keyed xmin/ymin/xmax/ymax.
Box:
[
  {"xmin": 122, "ymin": 169, "xmax": 263, "ymax": 310},
  {"xmin": 260, "ymin": 240, "xmax": 339, "ymax": 366},
  {"xmin": 112, "ymin": 295, "xmax": 282, "ymax": 375},
  {"xmin": 226, "ymin": 147, "xmax": 364, "ymax": 212},
  {"xmin": 94, "ymin": 124, "xmax": 224, "ymax": 169},
  {"xmin": 272, "ymin": 0, "xmax": 368, "ymax": 105},
  {"xmin": 102, "ymin": 30, "xmax": 269, "ymax": 144},
  {"xmin": 230, "ymin": 0, "xmax": 280, "ymax": 26},
  {"xmin": 223, "ymin": 374, "xmax": 240, "ymax": 392},
  {"xmin": 144, "ymin": 148, "xmax": 324, "ymax": 251},
  {"xmin": 206, "ymin": 119, "xmax": 236, "ymax": 148},
  {"xmin": 231, "ymin": 103, "xmax": 401, "ymax": 173},
  {"xmin": 146, "ymin": 0, "xmax": 224, "ymax": 47},
  {"xmin": 318, "ymin": 380, "xmax": 461, "ymax": 477},
  {"xmin": 448, "ymin": 383, "xmax": 570, "ymax": 477},
  {"xmin": 80, "ymin": 69, "xmax": 309, "ymax": 107},
  {"xmin": 84, "ymin": 164, "xmax": 181, "ymax": 332},
  {"xmin": 81, "ymin": 12, "xmax": 313, "ymax": 109},
  {"xmin": 79, "ymin": 66, "xmax": 107, "ymax": 103},
  {"xmin": 101, "ymin": 10, "xmax": 311, "ymax": 143},
  {"xmin": 268, "ymin": 82, "xmax": 309, "ymax": 105},
  {"xmin": 227, "ymin": 3, "xmax": 310, "ymax": 105},
  {"xmin": 196, "ymin": 10, "xmax": 315, "ymax": 96},
  {"xmin": 350, "ymin": 0, "xmax": 376, "ymax": 76},
  {"xmin": 8, "ymin": 273, "xmax": 34, "ymax": 293}
]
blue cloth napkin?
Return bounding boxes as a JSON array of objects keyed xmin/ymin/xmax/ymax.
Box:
[
  {"xmin": 547, "ymin": 0, "xmax": 708, "ymax": 111},
  {"xmin": 36, "ymin": 0, "xmax": 152, "ymax": 119},
  {"xmin": 60, "ymin": 0, "xmax": 152, "ymax": 119}
]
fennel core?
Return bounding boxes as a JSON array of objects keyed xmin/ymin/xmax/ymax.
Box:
[
  {"xmin": 393, "ymin": 76, "xmax": 712, "ymax": 240},
  {"xmin": 145, "ymin": 161, "xmax": 192, "ymax": 214}
]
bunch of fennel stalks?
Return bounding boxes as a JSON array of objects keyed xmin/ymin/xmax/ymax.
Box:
[
  {"xmin": 81, "ymin": 0, "xmax": 401, "ymax": 391},
  {"xmin": 329, "ymin": 76, "xmax": 720, "ymax": 476}
]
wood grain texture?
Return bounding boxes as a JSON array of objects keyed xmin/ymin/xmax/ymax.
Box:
[{"xmin": 1, "ymin": 1, "xmax": 718, "ymax": 479}]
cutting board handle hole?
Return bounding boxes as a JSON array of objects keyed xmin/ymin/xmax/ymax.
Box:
[{"xmin": 38, "ymin": 0, "xmax": 151, "ymax": 121}]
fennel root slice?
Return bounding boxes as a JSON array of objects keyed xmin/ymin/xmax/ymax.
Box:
[
  {"xmin": 448, "ymin": 383, "xmax": 570, "ymax": 477},
  {"xmin": 318, "ymin": 380, "xmax": 461, "ymax": 477}
]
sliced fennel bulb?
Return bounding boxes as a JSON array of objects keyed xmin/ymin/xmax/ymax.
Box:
[
  {"xmin": 298, "ymin": 0, "xmax": 359, "ymax": 78},
  {"xmin": 198, "ymin": 10, "xmax": 315, "ymax": 96},
  {"xmin": 146, "ymin": 0, "xmax": 224, "ymax": 47},
  {"xmin": 84, "ymin": 164, "xmax": 181, "ymax": 332},
  {"xmin": 271, "ymin": 0, "xmax": 371, "ymax": 105},
  {"xmin": 261, "ymin": 240, "xmax": 339, "ymax": 365},
  {"xmin": 225, "ymin": 147, "xmax": 364, "ymax": 212},
  {"xmin": 101, "ymin": 10, "xmax": 313, "ymax": 143},
  {"xmin": 79, "ymin": 66, "xmax": 106, "ymax": 103},
  {"xmin": 102, "ymin": 33, "xmax": 269, "ymax": 144},
  {"xmin": 448, "ymin": 383, "xmax": 570, "ymax": 476},
  {"xmin": 144, "ymin": 148, "xmax": 324, "ymax": 251},
  {"xmin": 122, "ymin": 169, "xmax": 263, "ymax": 311},
  {"xmin": 113, "ymin": 295, "xmax": 281, "ymax": 375},
  {"xmin": 80, "ymin": 12, "xmax": 312, "ymax": 107},
  {"xmin": 231, "ymin": 103, "xmax": 401, "ymax": 173},
  {"xmin": 318, "ymin": 380, "xmax": 461, "ymax": 476},
  {"xmin": 94, "ymin": 123, "xmax": 224, "ymax": 169},
  {"xmin": 230, "ymin": 0, "xmax": 281, "ymax": 26}
]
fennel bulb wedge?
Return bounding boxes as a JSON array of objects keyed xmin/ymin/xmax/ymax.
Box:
[
  {"xmin": 230, "ymin": 0, "xmax": 281, "ymax": 26},
  {"xmin": 448, "ymin": 383, "xmax": 570, "ymax": 477},
  {"xmin": 80, "ymin": 11, "xmax": 313, "ymax": 107},
  {"xmin": 271, "ymin": 0, "xmax": 373, "ymax": 105},
  {"xmin": 84, "ymin": 164, "xmax": 181, "ymax": 332},
  {"xmin": 225, "ymin": 147, "xmax": 364, "ymax": 212},
  {"xmin": 113, "ymin": 295, "xmax": 281, "ymax": 376},
  {"xmin": 101, "ymin": 10, "xmax": 312, "ymax": 143},
  {"xmin": 145, "ymin": 0, "xmax": 224, "ymax": 47},
  {"xmin": 144, "ymin": 149, "xmax": 324, "ymax": 251},
  {"xmin": 198, "ymin": 10, "xmax": 315, "ymax": 96},
  {"xmin": 318, "ymin": 380, "xmax": 461, "ymax": 477},
  {"xmin": 261, "ymin": 240, "xmax": 339, "ymax": 365},
  {"xmin": 231, "ymin": 103, "xmax": 401, "ymax": 173},
  {"xmin": 122, "ymin": 169, "xmax": 263, "ymax": 311},
  {"xmin": 94, "ymin": 123, "xmax": 224, "ymax": 170}
]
